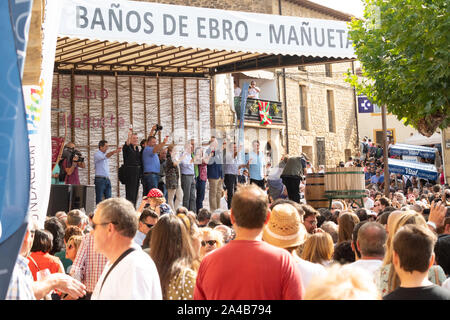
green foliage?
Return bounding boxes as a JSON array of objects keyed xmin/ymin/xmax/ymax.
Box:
[{"xmin": 346, "ymin": 0, "xmax": 450, "ymax": 136}]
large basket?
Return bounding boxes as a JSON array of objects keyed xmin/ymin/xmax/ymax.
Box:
[
  {"xmin": 324, "ymin": 167, "xmax": 365, "ymax": 201},
  {"xmin": 305, "ymin": 173, "xmax": 328, "ymax": 209}
]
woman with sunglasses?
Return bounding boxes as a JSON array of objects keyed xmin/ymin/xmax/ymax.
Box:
[
  {"xmin": 65, "ymin": 235, "xmax": 83, "ymax": 272},
  {"xmin": 199, "ymin": 227, "xmax": 224, "ymax": 259}
]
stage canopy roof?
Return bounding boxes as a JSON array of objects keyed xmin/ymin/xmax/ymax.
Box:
[{"xmin": 54, "ymin": 0, "xmax": 355, "ymax": 76}]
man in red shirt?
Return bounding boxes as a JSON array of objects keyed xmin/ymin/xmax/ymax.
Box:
[{"xmin": 194, "ymin": 184, "xmax": 304, "ymax": 300}]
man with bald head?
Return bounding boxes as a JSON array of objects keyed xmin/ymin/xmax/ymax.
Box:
[
  {"xmin": 349, "ymin": 222, "xmax": 386, "ymax": 279},
  {"xmin": 194, "ymin": 184, "xmax": 303, "ymax": 300}
]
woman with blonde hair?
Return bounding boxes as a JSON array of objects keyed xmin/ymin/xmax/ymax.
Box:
[
  {"xmin": 375, "ymin": 210, "xmax": 446, "ymax": 296},
  {"xmin": 198, "ymin": 227, "xmax": 224, "ymax": 259},
  {"xmin": 301, "ymin": 232, "xmax": 334, "ymax": 266},
  {"xmin": 337, "ymin": 212, "xmax": 360, "ymax": 244},
  {"xmin": 305, "ymin": 264, "xmax": 380, "ymax": 300}
]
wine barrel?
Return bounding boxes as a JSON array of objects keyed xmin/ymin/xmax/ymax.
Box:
[
  {"xmin": 305, "ymin": 173, "xmax": 328, "ymax": 209},
  {"xmin": 324, "ymin": 167, "xmax": 365, "ymax": 201}
]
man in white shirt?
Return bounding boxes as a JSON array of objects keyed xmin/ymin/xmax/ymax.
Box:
[
  {"xmin": 91, "ymin": 198, "xmax": 162, "ymax": 300},
  {"xmin": 349, "ymin": 222, "xmax": 386, "ymax": 280},
  {"xmin": 247, "ymin": 81, "xmax": 260, "ymax": 99},
  {"xmin": 363, "ymin": 189, "xmax": 374, "ymax": 210},
  {"xmin": 344, "ymin": 157, "xmax": 354, "ymax": 167},
  {"xmin": 133, "ymin": 209, "xmax": 159, "ymax": 246}
]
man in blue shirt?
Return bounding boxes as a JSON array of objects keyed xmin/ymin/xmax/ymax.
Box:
[
  {"xmin": 142, "ymin": 127, "xmax": 168, "ymax": 197},
  {"xmin": 248, "ymin": 140, "xmax": 265, "ymax": 189},
  {"xmin": 94, "ymin": 140, "xmax": 122, "ymax": 204}
]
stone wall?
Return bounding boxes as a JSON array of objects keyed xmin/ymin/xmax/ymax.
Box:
[
  {"xmin": 139, "ymin": 0, "xmax": 273, "ymax": 14},
  {"xmin": 281, "ymin": 62, "xmax": 358, "ymax": 167}
]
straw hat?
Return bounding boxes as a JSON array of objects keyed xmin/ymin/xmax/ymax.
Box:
[{"xmin": 263, "ymin": 203, "xmax": 307, "ymax": 248}]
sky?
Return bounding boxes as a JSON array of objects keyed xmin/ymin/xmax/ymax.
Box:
[{"xmin": 308, "ymin": 0, "xmax": 365, "ymax": 18}]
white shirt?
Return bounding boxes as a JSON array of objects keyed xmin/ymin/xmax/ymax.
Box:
[
  {"xmin": 294, "ymin": 256, "xmax": 326, "ymax": 291},
  {"xmin": 348, "ymin": 259, "xmax": 383, "ymax": 281},
  {"xmin": 364, "ymin": 197, "xmax": 374, "ymax": 210},
  {"xmin": 248, "ymin": 86, "xmax": 260, "ymax": 99},
  {"xmin": 234, "ymin": 87, "xmax": 241, "ymax": 97},
  {"xmin": 91, "ymin": 245, "xmax": 162, "ymax": 300}
]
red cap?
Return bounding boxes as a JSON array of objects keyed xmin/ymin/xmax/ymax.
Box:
[{"xmin": 146, "ymin": 188, "xmax": 164, "ymax": 198}]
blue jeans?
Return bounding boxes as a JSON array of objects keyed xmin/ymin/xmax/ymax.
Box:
[
  {"xmin": 95, "ymin": 177, "xmax": 111, "ymax": 204},
  {"xmin": 143, "ymin": 173, "xmax": 160, "ymax": 196},
  {"xmin": 196, "ymin": 178, "xmax": 206, "ymax": 213}
]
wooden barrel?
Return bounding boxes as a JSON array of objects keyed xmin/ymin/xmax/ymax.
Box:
[
  {"xmin": 324, "ymin": 167, "xmax": 365, "ymax": 200},
  {"xmin": 305, "ymin": 173, "xmax": 328, "ymax": 209}
]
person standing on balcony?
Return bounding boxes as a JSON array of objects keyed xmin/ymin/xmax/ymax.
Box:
[{"xmin": 248, "ymin": 81, "xmax": 260, "ymax": 99}]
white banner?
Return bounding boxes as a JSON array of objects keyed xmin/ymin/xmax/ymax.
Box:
[
  {"xmin": 58, "ymin": 0, "xmax": 355, "ymax": 58},
  {"xmin": 23, "ymin": 0, "xmax": 61, "ymax": 228}
]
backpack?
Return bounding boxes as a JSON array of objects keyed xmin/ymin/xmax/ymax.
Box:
[
  {"xmin": 362, "ymin": 142, "xmax": 369, "ymax": 154},
  {"xmin": 375, "ymin": 147, "xmax": 383, "ymax": 158}
]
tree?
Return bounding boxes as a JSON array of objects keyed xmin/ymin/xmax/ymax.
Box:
[{"xmin": 346, "ymin": 0, "xmax": 449, "ymax": 137}]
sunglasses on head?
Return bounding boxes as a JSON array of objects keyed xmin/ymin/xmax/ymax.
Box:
[{"xmin": 201, "ymin": 240, "xmax": 217, "ymax": 247}]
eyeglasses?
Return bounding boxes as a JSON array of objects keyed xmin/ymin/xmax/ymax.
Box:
[
  {"xmin": 142, "ymin": 222, "xmax": 154, "ymax": 228},
  {"xmin": 201, "ymin": 240, "xmax": 217, "ymax": 247},
  {"xmin": 92, "ymin": 221, "xmax": 116, "ymax": 230}
]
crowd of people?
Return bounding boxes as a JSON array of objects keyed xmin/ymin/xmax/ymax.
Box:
[
  {"xmin": 13, "ymin": 131, "xmax": 449, "ymax": 300},
  {"xmin": 7, "ymin": 171, "xmax": 450, "ymax": 300}
]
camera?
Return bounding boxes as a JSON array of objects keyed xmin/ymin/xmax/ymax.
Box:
[
  {"xmin": 155, "ymin": 124, "xmax": 163, "ymax": 132},
  {"xmin": 72, "ymin": 149, "xmax": 84, "ymax": 163},
  {"xmin": 63, "ymin": 146, "xmax": 84, "ymax": 163}
]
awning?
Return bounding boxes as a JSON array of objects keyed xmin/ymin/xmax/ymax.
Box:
[
  {"xmin": 240, "ymin": 70, "xmax": 275, "ymax": 80},
  {"xmin": 402, "ymin": 132, "xmax": 442, "ymax": 146},
  {"xmin": 54, "ymin": 0, "xmax": 355, "ymax": 75},
  {"xmin": 388, "ymin": 158, "xmax": 438, "ymax": 181},
  {"xmin": 390, "ymin": 143, "xmax": 438, "ymax": 160}
]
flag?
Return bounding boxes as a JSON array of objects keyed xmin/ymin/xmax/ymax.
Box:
[{"xmin": 258, "ymin": 100, "xmax": 272, "ymax": 125}]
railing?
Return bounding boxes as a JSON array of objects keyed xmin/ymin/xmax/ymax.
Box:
[{"xmin": 234, "ymin": 97, "xmax": 283, "ymax": 124}]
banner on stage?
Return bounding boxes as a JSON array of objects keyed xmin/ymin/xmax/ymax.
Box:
[{"xmin": 57, "ymin": 0, "xmax": 355, "ymax": 59}]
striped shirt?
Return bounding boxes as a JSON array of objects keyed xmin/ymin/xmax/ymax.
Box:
[
  {"xmin": 6, "ymin": 255, "xmax": 35, "ymax": 300},
  {"xmin": 70, "ymin": 233, "xmax": 108, "ymax": 293}
]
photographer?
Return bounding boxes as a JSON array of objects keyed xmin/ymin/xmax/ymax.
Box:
[{"xmin": 61, "ymin": 142, "xmax": 85, "ymax": 185}]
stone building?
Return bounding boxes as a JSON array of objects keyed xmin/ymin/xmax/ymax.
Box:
[
  {"xmin": 50, "ymin": 0, "xmax": 359, "ymax": 200},
  {"xmin": 198, "ymin": 0, "xmax": 360, "ymax": 168}
]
